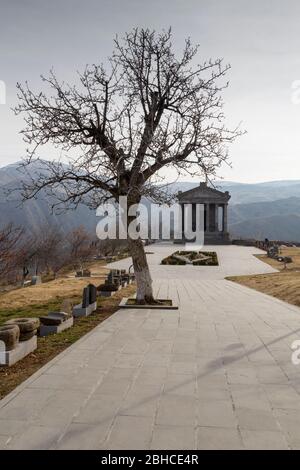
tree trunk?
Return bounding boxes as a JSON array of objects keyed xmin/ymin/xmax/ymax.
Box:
[{"xmin": 127, "ymin": 237, "xmax": 155, "ymax": 304}]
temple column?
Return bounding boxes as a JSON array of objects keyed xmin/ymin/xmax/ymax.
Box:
[
  {"xmin": 181, "ymin": 203, "xmax": 185, "ymax": 239},
  {"xmin": 206, "ymin": 203, "xmax": 210, "ymax": 232},
  {"xmin": 210, "ymin": 204, "xmax": 216, "ymax": 232},
  {"xmin": 215, "ymin": 204, "xmax": 219, "ymax": 232},
  {"xmin": 192, "ymin": 203, "xmax": 196, "ymax": 232},
  {"xmin": 223, "ymin": 204, "xmax": 228, "ymax": 232}
]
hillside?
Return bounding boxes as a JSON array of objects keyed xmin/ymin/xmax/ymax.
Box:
[{"xmin": 230, "ymin": 214, "xmax": 300, "ymax": 241}]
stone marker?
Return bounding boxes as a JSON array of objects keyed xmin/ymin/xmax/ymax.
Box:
[
  {"xmin": 73, "ymin": 284, "xmax": 97, "ymax": 318},
  {"xmin": 82, "ymin": 287, "xmax": 90, "ymax": 308},
  {"xmin": 88, "ymin": 283, "xmax": 97, "ymax": 304}
]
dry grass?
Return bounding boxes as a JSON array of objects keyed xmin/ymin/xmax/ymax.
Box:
[
  {"xmin": 0, "ymin": 264, "xmax": 109, "ymax": 310},
  {"xmin": 228, "ymin": 247, "xmax": 300, "ymax": 308}
]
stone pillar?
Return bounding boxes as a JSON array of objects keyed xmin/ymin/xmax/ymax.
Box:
[
  {"xmin": 223, "ymin": 204, "xmax": 228, "ymax": 232},
  {"xmin": 206, "ymin": 203, "xmax": 210, "ymax": 232},
  {"xmin": 215, "ymin": 204, "xmax": 219, "ymax": 232},
  {"xmin": 181, "ymin": 204, "xmax": 185, "ymax": 239},
  {"xmin": 192, "ymin": 203, "xmax": 196, "ymax": 232},
  {"xmin": 210, "ymin": 204, "xmax": 216, "ymax": 232}
]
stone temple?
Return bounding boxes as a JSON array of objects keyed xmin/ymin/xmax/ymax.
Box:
[{"xmin": 177, "ymin": 182, "xmax": 231, "ymax": 245}]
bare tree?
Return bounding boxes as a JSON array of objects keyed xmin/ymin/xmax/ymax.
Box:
[
  {"xmin": 15, "ymin": 28, "xmax": 241, "ymax": 303},
  {"xmin": 35, "ymin": 226, "xmax": 66, "ymax": 276},
  {"xmin": 97, "ymin": 239, "xmax": 128, "ymax": 257},
  {"xmin": 68, "ymin": 226, "xmax": 95, "ymax": 272},
  {"xmin": 0, "ymin": 223, "xmax": 24, "ymax": 281}
]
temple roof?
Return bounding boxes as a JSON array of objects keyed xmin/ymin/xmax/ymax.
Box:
[{"xmin": 177, "ymin": 182, "xmax": 231, "ymax": 203}]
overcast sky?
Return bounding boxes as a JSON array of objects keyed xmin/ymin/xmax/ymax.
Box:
[{"xmin": 0, "ymin": 0, "xmax": 300, "ymax": 183}]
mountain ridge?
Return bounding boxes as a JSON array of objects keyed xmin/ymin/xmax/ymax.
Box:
[{"xmin": 1, "ymin": 161, "xmax": 300, "ymax": 241}]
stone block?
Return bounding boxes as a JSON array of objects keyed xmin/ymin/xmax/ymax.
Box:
[
  {"xmin": 40, "ymin": 312, "xmax": 69, "ymax": 326},
  {"xmin": 73, "ymin": 301, "xmax": 97, "ymax": 318},
  {"xmin": 98, "ymin": 290, "xmax": 115, "ymax": 297},
  {"xmin": 39, "ymin": 317, "xmax": 74, "ymax": 337},
  {"xmin": 0, "ymin": 336, "xmax": 37, "ymax": 367}
]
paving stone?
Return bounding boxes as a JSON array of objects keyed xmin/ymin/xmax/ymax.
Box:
[
  {"xmin": 151, "ymin": 425, "xmax": 195, "ymax": 450},
  {"xmin": 163, "ymin": 373, "xmax": 197, "ymax": 397},
  {"xmin": 197, "ymin": 387, "xmax": 231, "ymax": 402},
  {"xmin": 114, "ymin": 353, "xmax": 144, "ymax": 369},
  {"xmin": 273, "ymin": 408, "xmax": 300, "ymax": 446},
  {"xmin": 255, "ymin": 365, "xmax": 289, "ymax": 384},
  {"xmin": 226, "ymin": 365, "xmax": 259, "ymax": 385},
  {"xmin": 197, "ymin": 427, "xmax": 243, "ymax": 450},
  {"xmin": 74, "ymin": 395, "xmax": 121, "ymax": 425},
  {"xmin": 119, "ymin": 391, "xmax": 159, "ymax": 418},
  {"xmin": 169, "ymin": 360, "xmax": 197, "ymax": 375},
  {"xmin": 0, "ymin": 388, "xmax": 54, "ymax": 421},
  {"xmin": 7, "ymin": 425, "xmax": 62, "ymax": 450},
  {"xmin": 197, "ymin": 400, "xmax": 237, "ymax": 428},
  {"xmin": 142, "ymin": 353, "xmax": 171, "ymax": 367},
  {"xmin": 104, "ymin": 416, "xmax": 153, "ymax": 449},
  {"xmin": 0, "ymin": 434, "xmax": 10, "ymax": 449},
  {"xmin": 34, "ymin": 390, "xmax": 88, "ymax": 427},
  {"xmin": 236, "ymin": 408, "xmax": 280, "ymax": 431},
  {"xmin": 0, "ymin": 419, "xmax": 29, "ymax": 437},
  {"xmin": 263, "ymin": 384, "xmax": 300, "ymax": 409},
  {"xmin": 56, "ymin": 422, "xmax": 109, "ymax": 449},
  {"xmin": 241, "ymin": 430, "xmax": 289, "ymax": 450},
  {"xmin": 230, "ymin": 384, "xmax": 272, "ymax": 411},
  {"xmin": 93, "ymin": 376, "xmax": 133, "ymax": 397},
  {"xmin": 156, "ymin": 394, "xmax": 196, "ymax": 426}
]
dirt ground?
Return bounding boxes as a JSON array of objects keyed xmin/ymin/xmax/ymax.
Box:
[{"xmin": 228, "ymin": 247, "xmax": 300, "ymax": 308}]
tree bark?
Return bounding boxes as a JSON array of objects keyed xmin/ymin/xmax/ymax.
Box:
[
  {"xmin": 127, "ymin": 237, "xmax": 155, "ymax": 304},
  {"xmin": 126, "ymin": 196, "xmax": 155, "ymax": 304}
]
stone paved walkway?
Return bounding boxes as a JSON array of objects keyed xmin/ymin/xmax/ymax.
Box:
[{"xmin": 1, "ymin": 244, "xmax": 300, "ymax": 449}]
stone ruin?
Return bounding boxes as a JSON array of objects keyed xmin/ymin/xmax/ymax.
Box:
[
  {"xmin": 39, "ymin": 299, "xmax": 74, "ymax": 337},
  {"xmin": 97, "ymin": 269, "xmax": 135, "ymax": 297},
  {"xmin": 75, "ymin": 269, "xmax": 91, "ymax": 278},
  {"xmin": 0, "ymin": 318, "xmax": 39, "ymax": 367},
  {"xmin": 267, "ymin": 245, "xmax": 292, "ymax": 264}
]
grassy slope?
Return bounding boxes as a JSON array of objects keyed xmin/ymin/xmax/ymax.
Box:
[{"xmin": 228, "ymin": 247, "xmax": 300, "ymax": 308}]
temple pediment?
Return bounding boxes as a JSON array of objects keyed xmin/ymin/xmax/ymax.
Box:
[{"xmin": 177, "ymin": 182, "xmax": 231, "ymax": 203}]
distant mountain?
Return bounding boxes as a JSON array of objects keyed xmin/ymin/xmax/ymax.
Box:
[
  {"xmin": 0, "ymin": 162, "xmax": 99, "ymax": 235},
  {"xmin": 160, "ymin": 179, "xmax": 300, "ymax": 205},
  {"xmin": 218, "ymin": 181, "xmax": 300, "ymax": 205},
  {"xmin": 229, "ymin": 197, "xmax": 300, "ymax": 224},
  {"xmin": 1, "ymin": 161, "xmax": 300, "ymax": 241},
  {"xmin": 230, "ymin": 214, "xmax": 300, "ymax": 242}
]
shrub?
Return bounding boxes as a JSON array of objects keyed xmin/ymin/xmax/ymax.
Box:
[{"xmin": 161, "ymin": 251, "xmax": 219, "ymax": 266}]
